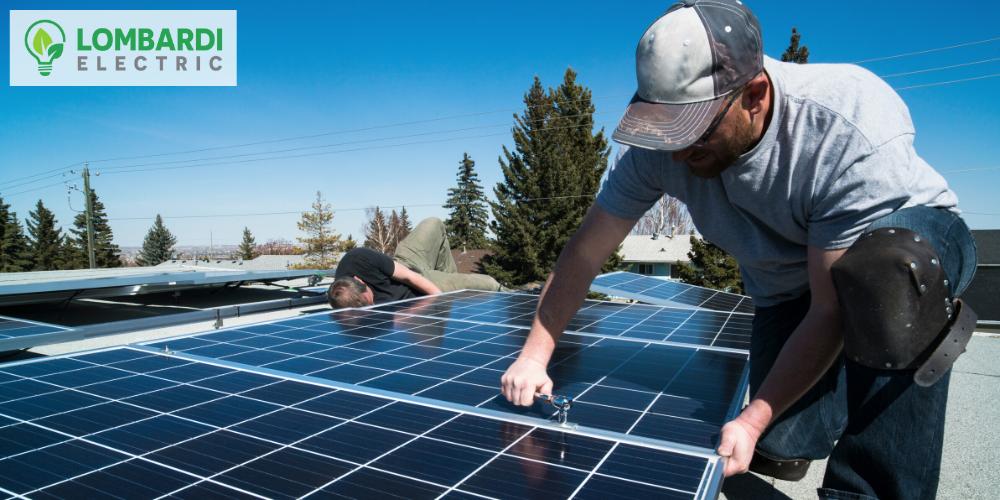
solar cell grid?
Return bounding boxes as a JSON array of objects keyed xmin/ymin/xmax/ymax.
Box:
[
  {"xmin": 143, "ymin": 308, "xmax": 747, "ymax": 450},
  {"xmin": 591, "ymin": 272, "xmax": 755, "ymax": 314},
  {"xmin": 368, "ymin": 290, "xmax": 751, "ymax": 351},
  {"xmin": 0, "ymin": 346, "xmax": 720, "ymax": 499},
  {"xmin": 0, "ymin": 315, "xmax": 68, "ymax": 343}
]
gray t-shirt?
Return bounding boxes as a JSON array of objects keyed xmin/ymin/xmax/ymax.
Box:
[{"xmin": 597, "ymin": 56, "xmax": 958, "ymax": 306}]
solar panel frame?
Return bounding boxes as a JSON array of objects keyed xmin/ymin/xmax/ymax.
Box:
[
  {"xmin": 140, "ymin": 307, "xmax": 750, "ymax": 452},
  {"xmin": 0, "ymin": 315, "xmax": 76, "ymax": 352},
  {"xmin": 366, "ymin": 290, "xmax": 752, "ymax": 353},
  {"xmin": 0, "ymin": 344, "xmax": 731, "ymax": 499},
  {"xmin": 591, "ymin": 271, "xmax": 755, "ymax": 315}
]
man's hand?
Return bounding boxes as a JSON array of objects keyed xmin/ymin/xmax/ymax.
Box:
[
  {"xmin": 717, "ymin": 416, "xmax": 764, "ymax": 477},
  {"xmin": 500, "ymin": 357, "xmax": 553, "ymax": 407}
]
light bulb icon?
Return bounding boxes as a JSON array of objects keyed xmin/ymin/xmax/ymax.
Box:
[{"xmin": 24, "ymin": 20, "xmax": 66, "ymax": 76}]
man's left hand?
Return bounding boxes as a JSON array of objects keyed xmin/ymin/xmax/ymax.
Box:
[{"xmin": 717, "ymin": 416, "xmax": 764, "ymax": 477}]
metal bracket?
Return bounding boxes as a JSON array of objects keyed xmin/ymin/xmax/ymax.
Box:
[{"xmin": 536, "ymin": 393, "xmax": 575, "ymax": 428}]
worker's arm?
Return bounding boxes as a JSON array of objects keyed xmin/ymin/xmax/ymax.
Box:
[
  {"xmin": 391, "ymin": 262, "xmax": 442, "ymax": 296},
  {"xmin": 501, "ymin": 204, "xmax": 637, "ymax": 406},
  {"xmin": 718, "ymin": 245, "xmax": 847, "ymax": 476}
]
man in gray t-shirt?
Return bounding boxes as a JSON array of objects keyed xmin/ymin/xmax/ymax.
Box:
[{"xmin": 499, "ymin": 1, "xmax": 977, "ymax": 499}]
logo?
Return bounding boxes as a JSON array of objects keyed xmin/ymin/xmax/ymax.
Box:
[
  {"xmin": 10, "ymin": 11, "xmax": 237, "ymax": 86},
  {"xmin": 24, "ymin": 20, "xmax": 65, "ymax": 76}
]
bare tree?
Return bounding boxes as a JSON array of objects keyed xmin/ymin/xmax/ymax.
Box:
[
  {"xmin": 363, "ymin": 206, "xmax": 395, "ymax": 254},
  {"xmin": 257, "ymin": 238, "xmax": 302, "ymax": 255},
  {"xmin": 632, "ymin": 195, "xmax": 693, "ymax": 236}
]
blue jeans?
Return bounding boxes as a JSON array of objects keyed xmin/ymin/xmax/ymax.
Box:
[{"xmin": 749, "ymin": 206, "xmax": 977, "ymax": 500}]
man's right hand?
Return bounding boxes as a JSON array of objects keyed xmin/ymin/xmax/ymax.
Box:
[{"xmin": 500, "ymin": 357, "xmax": 553, "ymax": 406}]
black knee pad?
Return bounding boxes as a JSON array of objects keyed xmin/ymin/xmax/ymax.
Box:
[{"xmin": 831, "ymin": 227, "xmax": 976, "ymax": 386}]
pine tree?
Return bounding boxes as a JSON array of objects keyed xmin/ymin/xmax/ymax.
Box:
[
  {"xmin": 238, "ymin": 227, "xmax": 257, "ymax": 260},
  {"xmin": 137, "ymin": 214, "xmax": 177, "ymax": 266},
  {"xmin": 363, "ymin": 206, "xmax": 394, "ymax": 254},
  {"xmin": 0, "ymin": 197, "xmax": 31, "ymax": 272},
  {"xmin": 296, "ymin": 191, "xmax": 341, "ymax": 269},
  {"xmin": 388, "ymin": 210, "xmax": 401, "ymax": 255},
  {"xmin": 397, "ymin": 206, "xmax": 412, "ymax": 244},
  {"xmin": 444, "ymin": 153, "xmax": 489, "ymax": 249},
  {"xmin": 674, "ymin": 236, "xmax": 745, "ymax": 294},
  {"xmin": 68, "ymin": 190, "xmax": 121, "ymax": 268},
  {"xmin": 484, "ymin": 68, "xmax": 615, "ymax": 285},
  {"xmin": 341, "ymin": 235, "xmax": 357, "ymax": 251},
  {"xmin": 26, "ymin": 200, "xmax": 64, "ymax": 271},
  {"xmin": 781, "ymin": 28, "xmax": 809, "ymax": 64}
]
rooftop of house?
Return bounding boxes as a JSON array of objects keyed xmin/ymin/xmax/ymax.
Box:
[{"xmin": 619, "ymin": 233, "xmax": 694, "ymax": 263}]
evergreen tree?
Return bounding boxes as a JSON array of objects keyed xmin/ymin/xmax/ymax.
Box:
[
  {"xmin": 238, "ymin": 227, "xmax": 257, "ymax": 260},
  {"xmin": 341, "ymin": 235, "xmax": 357, "ymax": 251},
  {"xmin": 484, "ymin": 68, "xmax": 616, "ymax": 285},
  {"xmin": 388, "ymin": 210, "xmax": 401, "ymax": 255},
  {"xmin": 444, "ymin": 153, "xmax": 489, "ymax": 249},
  {"xmin": 397, "ymin": 206, "xmax": 412, "ymax": 244},
  {"xmin": 136, "ymin": 214, "xmax": 177, "ymax": 266},
  {"xmin": 68, "ymin": 190, "xmax": 121, "ymax": 268},
  {"xmin": 364, "ymin": 206, "xmax": 394, "ymax": 254},
  {"xmin": 781, "ymin": 28, "xmax": 809, "ymax": 64},
  {"xmin": 0, "ymin": 197, "xmax": 31, "ymax": 272},
  {"xmin": 296, "ymin": 191, "xmax": 341, "ymax": 269},
  {"xmin": 26, "ymin": 200, "xmax": 64, "ymax": 271},
  {"xmin": 674, "ymin": 236, "xmax": 745, "ymax": 294}
]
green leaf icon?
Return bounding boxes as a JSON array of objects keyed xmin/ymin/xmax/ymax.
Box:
[
  {"xmin": 32, "ymin": 28, "xmax": 52, "ymax": 55},
  {"xmin": 47, "ymin": 43, "xmax": 63, "ymax": 60}
]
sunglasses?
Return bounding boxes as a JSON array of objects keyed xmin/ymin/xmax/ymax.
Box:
[{"xmin": 691, "ymin": 89, "xmax": 743, "ymax": 148}]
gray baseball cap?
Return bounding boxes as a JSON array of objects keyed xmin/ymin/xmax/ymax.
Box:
[{"xmin": 613, "ymin": 0, "xmax": 764, "ymax": 151}]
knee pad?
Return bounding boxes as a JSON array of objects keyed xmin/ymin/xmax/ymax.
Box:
[{"xmin": 831, "ymin": 227, "xmax": 977, "ymax": 386}]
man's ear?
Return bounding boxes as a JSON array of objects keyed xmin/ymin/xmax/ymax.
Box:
[{"xmin": 742, "ymin": 73, "xmax": 769, "ymax": 117}]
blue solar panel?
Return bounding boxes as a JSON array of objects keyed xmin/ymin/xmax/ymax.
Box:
[
  {"xmin": 0, "ymin": 346, "xmax": 724, "ymax": 499},
  {"xmin": 369, "ymin": 290, "xmax": 751, "ymax": 351},
  {"xmin": 591, "ymin": 272, "xmax": 755, "ymax": 314},
  {"xmin": 0, "ymin": 315, "xmax": 70, "ymax": 349},
  {"xmin": 141, "ymin": 308, "xmax": 747, "ymax": 450}
]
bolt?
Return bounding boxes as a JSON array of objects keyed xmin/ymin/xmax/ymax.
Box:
[
  {"xmin": 914, "ymin": 235, "xmax": 921, "ymax": 242},
  {"xmin": 910, "ymin": 262, "xmax": 918, "ymax": 269},
  {"xmin": 919, "ymin": 284, "xmax": 927, "ymax": 293},
  {"xmin": 930, "ymin": 258, "xmax": 938, "ymax": 265},
  {"xmin": 888, "ymin": 229, "xmax": 896, "ymax": 234}
]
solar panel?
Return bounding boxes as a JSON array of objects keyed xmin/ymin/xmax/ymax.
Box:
[
  {"xmin": 591, "ymin": 272, "xmax": 755, "ymax": 314},
  {"xmin": 143, "ymin": 308, "xmax": 748, "ymax": 450},
  {"xmin": 0, "ymin": 345, "xmax": 727, "ymax": 499},
  {"xmin": 368, "ymin": 290, "xmax": 751, "ymax": 351},
  {"xmin": 0, "ymin": 315, "xmax": 73, "ymax": 351}
]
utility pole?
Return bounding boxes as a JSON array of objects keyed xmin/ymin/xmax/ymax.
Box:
[{"xmin": 81, "ymin": 162, "xmax": 97, "ymax": 269}]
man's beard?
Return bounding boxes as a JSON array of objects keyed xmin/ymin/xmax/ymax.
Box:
[{"xmin": 687, "ymin": 116, "xmax": 756, "ymax": 178}]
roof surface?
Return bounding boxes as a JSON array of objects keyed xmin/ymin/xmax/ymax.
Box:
[{"xmin": 620, "ymin": 234, "xmax": 694, "ymax": 263}]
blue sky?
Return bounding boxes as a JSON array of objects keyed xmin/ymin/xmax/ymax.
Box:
[{"xmin": 1, "ymin": 1, "xmax": 998, "ymax": 246}]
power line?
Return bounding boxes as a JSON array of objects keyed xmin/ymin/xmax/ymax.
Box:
[
  {"xmin": 95, "ymin": 111, "xmax": 613, "ymax": 173},
  {"xmin": 0, "ymin": 161, "xmax": 81, "ymax": 190},
  {"xmin": 879, "ymin": 57, "xmax": 1000, "ymax": 79},
  {"xmin": 895, "ymin": 73, "xmax": 1000, "ymax": 90},
  {"xmin": 850, "ymin": 35, "xmax": 1000, "ymax": 65},
  {"xmin": 83, "ymin": 94, "xmax": 626, "ymax": 166},
  {"xmin": 940, "ymin": 166, "xmax": 1000, "ymax": 174},
  {"xmin": 107, "ymin": 194, "xmax": 598, "ymax": 222},
  {"xmin": 97, "ymin": 122, "xmax": 605, "ymax": 176}
]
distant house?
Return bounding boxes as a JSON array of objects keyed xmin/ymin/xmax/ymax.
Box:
[
  {"xmin": 156, "ymin": 254, "xmax": 312, "ymax": 270},
  {"xmin": 966, "ymin": 230, "xmax": 999, "ymax": 322},
  {"xmin": 619, "ymin": 234, "xmax": 693, "ymax": 278}
]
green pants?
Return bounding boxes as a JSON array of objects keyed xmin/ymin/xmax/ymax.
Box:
[{"xmin": 394, "ymin": 218, "xmax": 502, "ymax": 293}]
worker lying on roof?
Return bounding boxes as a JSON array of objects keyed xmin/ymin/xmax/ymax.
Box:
[{"xmin": 327, "ymin": 217, "xmax": 502, "ymax": 307}]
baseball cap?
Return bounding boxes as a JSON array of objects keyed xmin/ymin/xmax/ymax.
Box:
[{"xmin": 613, "ymin": 0, "xmax": 763, "ymax": 151}]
